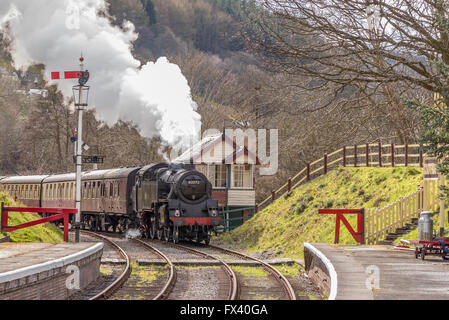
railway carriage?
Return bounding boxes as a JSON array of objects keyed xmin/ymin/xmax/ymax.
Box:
[
  {"xmin": 42, "ymin": 173, "xmax": 75, "ymax": 208},
  {"xmin": 0, "ymin": 175, "xmax": 48, "ymax": 207}
]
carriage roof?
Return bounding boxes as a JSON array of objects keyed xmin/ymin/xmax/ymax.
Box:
[{"xmin": 0, "ymin": 175, "xmax": 49, "ymax": 184}]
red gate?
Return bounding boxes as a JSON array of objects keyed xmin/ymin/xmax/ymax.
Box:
[
  {"xmin": 318, "ymin": 208, "xmax": 365, "ymax": 244},
  {"xmin": 1, "ymin": 203, "xmax": 77, "ymax": 242}
]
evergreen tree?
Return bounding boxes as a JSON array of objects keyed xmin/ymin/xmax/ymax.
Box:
[
  {"xmin": 141, "ymin": 0, "xmax": 157, "ymax": 25},
  {"xmin": 407, "ymin": 62, "xmax": 449, "ymax": 197}
]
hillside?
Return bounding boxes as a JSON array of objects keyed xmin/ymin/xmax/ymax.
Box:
[
  {"xmin": 215, "ymin": 166, "xmax": 423, "ymax": 259},
  {"xmin": 0, "ymin": 192, "xmax": 63, "ymax": 242}
]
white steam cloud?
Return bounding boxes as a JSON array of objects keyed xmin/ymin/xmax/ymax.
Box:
[{"xmin": 0, "ymin": 0, "xmax": 201, "ymax": 150}]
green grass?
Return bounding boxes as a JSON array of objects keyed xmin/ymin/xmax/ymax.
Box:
[
  {"xmin": 0, "ymin": 192, "xmax": 63, "ymax": 243},
  {"xmin": 216, "ymin": 166, "xmax": 423, "ymax": 259}
]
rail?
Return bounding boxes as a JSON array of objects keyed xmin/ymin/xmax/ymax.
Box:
[
  {"xmin": 82, "ymin": 231, "xmax": 132, "ymax": 300},
  {"xmin": 207, "ymin": 244, "xmax": 297, "ymax": 300},
  {"xmin": 133, "ymin": 238, "xmax": 177, "ymax": 300},
  {"xmin": 257, "ymin": 143, "xmax": 424, "ymax": 212}
]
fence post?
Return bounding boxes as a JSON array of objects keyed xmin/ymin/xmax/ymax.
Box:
[
  {"xmin": 366, "ymin": 144, "xmax": 369, "ymax": 167},
  {"xmin": 324, "ymin": 153, "xmax": 328, "ymax": 174},
  {"xmin": 405, "ymin": 144, "xmax": 408, "ymax": 166},
  {"xmin": 391, "ymin": 143, "xmax": 395, "ymax": 167},
  {"xmin": 307, "ymin": 163, "xmax": 310, "ymax": 181},
  {"xmin": 288, "ymin": 179, "xmax": 292, "ymax": 192},
  {"xmin": 271, "ymin": 191, "xmax": 275, "ymax": 202},
  {"xmin": 354, "ymin": 145, "xmax": 358, "ymax": 167},
  {"xmin": 343, "ymin": 146, "xmax": 346, "ymax": 167},
  {"xmin": 255, "ymin": 204, "xmax": 258, "ymax": 213},
  {"xmin": 0, "ymin": 202, "xmax": 3, "ymax": 232},
  {"xmin": 419, "ymin": 148, "xmax": 423, "ymax": 167},
  {"xmin": 64, "ymin": 212, "xmax": 69, "ymax": 242},
  {"xmin": 378, "ymin": 142, "xmax": 382, "ymax": 167},
  {"xmin": 360, "ymin": 208, "xmax": 365, "ymax": 244}
]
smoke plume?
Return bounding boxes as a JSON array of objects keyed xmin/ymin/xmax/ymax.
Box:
[{"xmin": 0, "ymin": 0, "xmax": 201, "ymax": 150}]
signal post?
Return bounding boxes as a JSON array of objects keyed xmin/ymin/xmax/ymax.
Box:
[{"xmin": 52, "ymin": 56, "xmax": 90, "ymax": 242}]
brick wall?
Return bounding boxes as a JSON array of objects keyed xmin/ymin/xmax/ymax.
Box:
[
  {"xmin": 0, "ymin": 248, "xmax": 102, "ymax": 300},
  {"xmin": 212, "ymin": 190, "xmax": 227, "ymax": 207},
  {"xmin": 304, "ymin": 246, "xmax": 331, "ymax": 297}
]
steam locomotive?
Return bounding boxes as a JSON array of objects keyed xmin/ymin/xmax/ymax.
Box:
[{"xmin": 0, "ymin": 163, "xmax": 222, "ymax": 244}]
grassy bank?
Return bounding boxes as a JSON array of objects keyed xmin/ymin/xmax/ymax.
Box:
[
  {"xmin": 0, "ymin": 192, "xmax": 63, "ymax": 243},
  {"xmin": 216, "ymin": 166, "xmax": 423, "ymax": 259}
]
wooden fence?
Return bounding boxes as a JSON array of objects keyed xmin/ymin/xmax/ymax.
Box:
[
  {"xmin": 257, "ymin": 143, "xmax": 423, "ymax": 212},
  {"xmin": 364, "ymin": 179, "xmax": 439, "ymax": 244}
]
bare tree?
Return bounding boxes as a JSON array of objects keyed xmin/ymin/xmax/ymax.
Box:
[{"xmin": 243, "ymin": 0, "xmax": 449, "ymax": 142}]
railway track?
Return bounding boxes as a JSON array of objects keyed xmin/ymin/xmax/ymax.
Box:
[
  {"xmin": 206, "ymin": 244, "xmax": 297, "ymax": 300},
  {"xmin": 72, "ymin": 231, "xmax": 175, "ymax": 300},
  {"xmin": 72, "ymin": 231, "xmax": 294, "ymax": 300},
  {"xmin": 146, "ymin": 239, "xmax": 296, "ymax": 300},
  {"xmin": 141, "ymin": 239, "xmax": 239, "ymax": 300}
]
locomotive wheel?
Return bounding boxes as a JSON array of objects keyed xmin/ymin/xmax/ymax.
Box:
[
  {"xmin": 157, "ymin": 227, "xmax": 164, "ymax": 240},
  {"xmin": 164, "ymin": 227, "xmax": 171, "ymax": 242},
  {"xmin": 204, "ymin": 233, "xmax": 211, "ymax": 245},
  {"xmin": 149, "ymin": 222, "xmax": 157, "ymax": 239},
  {"xmin": 173, "ymin": 227, "xmax": 179, "ymax": 244}
]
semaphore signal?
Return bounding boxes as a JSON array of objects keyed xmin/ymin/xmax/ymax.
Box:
[{"xmin": 51, "ymin": 55, "xmax": 90, "ymax": 243}]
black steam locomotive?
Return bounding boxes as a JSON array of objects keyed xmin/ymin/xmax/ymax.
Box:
[
  {"xmin": 0, "ymin": 163, "xmax": 222, "ymax": 244},
  {"xmin": 133, "ymin": 163, "xmax": 221, "ymax": 244}
]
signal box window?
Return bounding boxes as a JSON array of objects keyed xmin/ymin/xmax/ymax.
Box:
[
  {"xmin": 197, "ymin": 165, "xmax": 227, "ymax": 188},
  {"xmin": 232, "ymin": 164, "xmax": 253, "ymax": 188}
]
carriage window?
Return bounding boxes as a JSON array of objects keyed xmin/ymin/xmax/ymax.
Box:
[
  {"xmin": 34, "ymin": 185, "xmax": 38, "ymax": 199},
  {"xmin": 24, "ymin": 185, "xmax": 28, "ymax": 199},
  {"xmin": 87, "ymin": 183, "xmax": 91, "ymax": 199},
  {"xmin": 117, "ymin": 183, "xmax": 120, "ymax": 197},
  {"xmin": 110, "ymin": 182, "xmax": 113, "ymax": 197},
  {"xmin": 83, "ymin": 182, "xmax": 87, "ymax": 199},
  {"xmin": 92, "ymin": 182, "xmax": 96, "ymax": 199}
]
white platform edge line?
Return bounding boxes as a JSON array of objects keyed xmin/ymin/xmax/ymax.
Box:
[
  {"xmin": 304, "ymin": 243, "xmax": 338, "ymax": 300},
  {"xmin": 0, "ymin": 242, "xmax": 104, "ymax": 283}
]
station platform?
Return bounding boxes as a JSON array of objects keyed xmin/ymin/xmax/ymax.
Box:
[
  {"xmin": 304, "ymin": 243, "xmax": 449, "ymax": 300},
  {"xmin": 0, "ymin": 241, "xmax": 103, "ymax": 300}
]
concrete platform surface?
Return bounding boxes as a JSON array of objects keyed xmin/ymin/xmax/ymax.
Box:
[
  {"xmin": 0, "ymin": 242, "xmax": 54, "ymax": 259},
  {"xmin": 0, "ymin": 242, "xmax": 102, "ymax": 278},
  {"xmin": 307, "ymin": 243, "xmax": 449, "ymax": 300}
]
